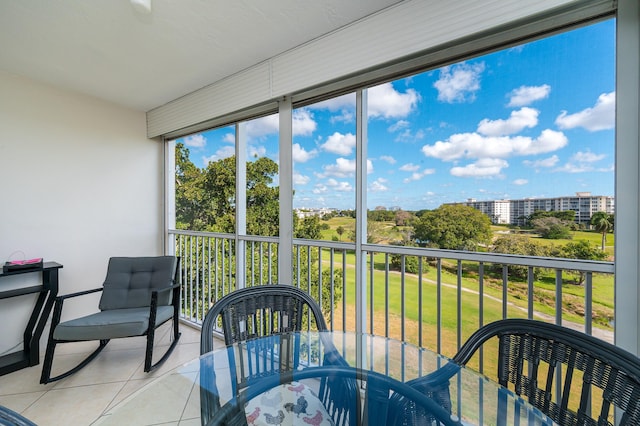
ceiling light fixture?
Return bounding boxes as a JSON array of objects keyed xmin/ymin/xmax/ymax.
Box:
[{"xmin": 130, "ymin": 0, "xmax": 152, "ymax": 15}]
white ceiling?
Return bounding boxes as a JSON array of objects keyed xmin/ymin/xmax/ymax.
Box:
[{"xmin": 0, "ymin": 0, "xmax": 403, "ymax": 112}]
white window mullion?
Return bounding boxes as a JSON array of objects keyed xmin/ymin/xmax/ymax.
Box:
[
  {"xmin": 355, "ymin": 88, "xmax": 368, "ymax": 340},
  {"xmin": 165, "ymin": 138, "xmax": 176, "ymax": 255},
  {"xmin": 278, "ymin": 97, "xmax": 293, "ymax": 285},
  {"xmin": 236, "ymin": 122, "xmax": 247, "ymax": 289}
]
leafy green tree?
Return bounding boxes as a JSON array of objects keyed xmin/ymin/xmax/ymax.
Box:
[
  {"xmin": 491, "ymin": 235, "xmax": 550, "ymax": 280},
  {"xmin": 527, "ymin": 210, "xmax": 575, "ymax": 227},
  {"xmin": 562, "ymin": 240, "xmax": 608, "ymax": 285},
  {"xmin": 295, "ymin": 215, "xmax": 322, "ymax": 239},
  {"xmin": 336, "ymin": 226, "xmax": 345, "ymax": 241},
  {"xmin": 177, "ymin": 154, "xmax": 280, "ymax": 235},
  {"xmin": 590, "ymin": 211, "xmax": 614, "ymax": 250},
  {"xmin": 201, "ymin": 155, "xmax": 236, "ymax": 232},
  {"xmin": 390, "ymin": 241, "xmax": 422, "ymax": 274},
  {"xmin": 175, "ymin": 142, "xmax": 207, "ymax": 230},
  {"xmin": 413, "ymin": 204, "xmax": 492, "ymax": 250},
  {"xmin": 531, "ymin": 217, "xmax": 572, "ymax": 239},
  {"xmin": 369, "ymin": 209, "xmax": 395, "ymax": 222}
]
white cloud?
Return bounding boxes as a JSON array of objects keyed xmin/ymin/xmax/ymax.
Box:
[
  {"xmin": 204, "ymin": 145, "xmax": 235, "ymax": 163},
  {"xmin": 555, "ymin": 163, "xmax": 594, "ymax": 173},
  {"xmin": 292, "ymin": 143, "xmax": 318, "ymax": 163},
  {"xmin": 320, "ymin": 132, "xmax": 356, "ymax": 156},
  {"xmin": 512, "ymin": 178, "xmax": 528, "ymax": 185},
  {"xmin": 477, "ymin": 108, "xmax": 539, "ymax": 137},
  {"xmin": 421, "ymin": 129, "xmax": 567, "ymax": 161},
  {"xmin": 523, "ymin": 155, "xmax": 559, "ymax": 169},
  {"xmin": 434, "ymin": 62, "xmax": 485, "ymax": 103},
  {"xmin": 292, "ymin": 109, "xmax": 317, "ymax": 136},
  {"xmin": 399, "ymin": 163, "xmax": 420, "ymax": 172},
  {"xmin": 312, "ymin": 184, "xmax": 328, "ymax": 194},
  {"xmin": 402, "ymin": 169, "xmax": 436, "ymax": 183},
  {"xmin": 395, "ymin": 128, "xmax": 425, "ymax": 143},
  {"xmin": 223, "ymin": 133, "xmax": 235, "ymax": 144},
  {"xmin": 293, "ymin": 173, "xmax": 310, "ymax": 185},
  {"xmin": 507, "ymin": 85, "xmax": 551, "ymax": 107},
  {"xmin": 571, "ymin": 150, "xmax": 606, "ymax": 163},
  {"xmin": 388, "ymin": 120, "xmax": 410, "ymax": 132},
  {"xmin": 330, "ymin": 110, "xmax": 354, "ymax": 124},
  {"xmin": 183, "ymin": 134, "xmax": 206, "ymax": 148},
  {"xmin": 246, "ymin": 115, "xmax": 279, "ymax": 139},
  {"xmin": 379, "ymin": 155, "xmax": 396, "ymax": 164},
  {"xmin": 370, "ymin": 178, "xmax": 388, "ymax": 192},
  {"xmin": 368, "ymin": 83, "xmax": 420, "ymax": 118},
  {"xmin": 313, "ymin": 93, "xmax": 354, "ymax": 111},
  {"xmin": 248, "ymin": 145, "xmax": 266, "ymax": 158},
  {"xmin": 554, "ymin": 150, "xmax": 607, "ymax": 173},
  {"xmin": 321, "ymin": 158, "xmax": 373, "ymax": 177},
  {"xmin": 308, "ymin": 83, "xmax": 419, "ymax": 120},
  {"xmin": 555, "ymin": 92, "xmax": 615, "ymax": 131},
  {"xmin": 450, "ymin": 158, "xmax": 509, "ymax": 177},
  {"xmin": 327, "ymin": 178, "xmax": 353, "ymax": 192}
]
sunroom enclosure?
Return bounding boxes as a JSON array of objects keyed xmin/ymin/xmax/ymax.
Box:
[{"xmin": 154, "ymin": 0, "xmax": 640, "ymax": 363}]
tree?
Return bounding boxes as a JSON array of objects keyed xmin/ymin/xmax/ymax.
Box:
[
  {"xmin": 527, "ymin": 210, "xmax": 576, "ymax": 226},
  {"xmin": 390, "ymin": 241, "xmax": 422, "ymax": 274},
  {"xmin": 590, "ymin": 211, "xmax": 614, "ymax": 250},
  {"xmin": 175, "ymin": 142, "xmax": 207, "ymax": 230},
  {"xmin": 562, "ymin": 240, "xmax": 608, "ymax": 285},
  {"xmin": 413, "ymin": 204, "xmax": 492, "ymax": 250},
  {"xmin": 531, "ymin": 216, "xmax": 572, "ymax": 239},
  {"xmin": 295, "ymin": 215, "xmax": 322, "ymax": 239},
  {"xmin": 336, "ymin": 226, "xmax": 345, "ymax": 241},
  {"xmin": 491, "ymin": 235, "xmax": 550, "ymax": 280},
  {"xmin": 394, "ymin": 210, "xmax": 415, "ymax": 226}
]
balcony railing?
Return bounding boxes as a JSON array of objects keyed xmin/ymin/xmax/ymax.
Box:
[{"xmin": 169, "ymin": 229, "xmax": 615, "ymax": 361}]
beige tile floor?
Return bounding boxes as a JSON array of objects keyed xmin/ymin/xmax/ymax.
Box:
[{"xmin": 0, "ymin": 322, "xmax": 210, "ymax": 426}]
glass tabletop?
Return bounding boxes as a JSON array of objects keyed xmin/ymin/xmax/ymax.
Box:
[{"xmin": 95, "ymin": 331, "xmax": 555, "ymax": 426}]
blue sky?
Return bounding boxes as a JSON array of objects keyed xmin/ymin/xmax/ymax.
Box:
[{"xmin": 178, "ymin": 19, "xmax": 615, "ymax": 211}]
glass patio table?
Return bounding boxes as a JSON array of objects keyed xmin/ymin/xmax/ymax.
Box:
[{"xmin": 95, "ymin": 331, "xmax": 555, "ymax": 425}]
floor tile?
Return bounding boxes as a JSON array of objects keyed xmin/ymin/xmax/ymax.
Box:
[
  {"xmin": 21, "ymin": 382, "xmax": 125, "ymax": 426},
  {"xmin": 0, "ymin": 323, "xmax": 213, "ymax": 426}
]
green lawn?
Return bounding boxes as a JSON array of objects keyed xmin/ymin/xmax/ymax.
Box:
[{"xmin": 315, "ymin": 217, "xmax": 614, "ymax": 340}]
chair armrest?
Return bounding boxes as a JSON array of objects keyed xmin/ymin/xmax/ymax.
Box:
[
  {"xmin": 49, "ymin": 288, "xmax": 104, "ymax": 330},
  {"xmin": 56, "ymin": 287, "xmax": 103, "ymax": 301},
  {"xmin": 149, "ymin": 282, "xmax": 181, "ymax": 307},
  {"xmin": 150, "ymin": 282, "xmax": 181, "ymax": 296}
]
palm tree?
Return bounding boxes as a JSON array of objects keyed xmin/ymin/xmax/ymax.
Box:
[{"xmin": 590, "ymin": 211, "xmax": 614, "ymax": 251}]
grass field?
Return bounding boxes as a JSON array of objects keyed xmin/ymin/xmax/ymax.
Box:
[{"xmin": 316, "ymin": 216, "xmax": 614, "ymax": 337}]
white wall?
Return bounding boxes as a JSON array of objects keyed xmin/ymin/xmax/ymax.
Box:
[{"xmin": 0, "ymin": 71, "xmax": 164, "ymax": 354}]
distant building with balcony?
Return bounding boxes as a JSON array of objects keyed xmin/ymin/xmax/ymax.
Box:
[{"xmin": 452, "ymin": 193, "xmax": 614, "ymax": 227}]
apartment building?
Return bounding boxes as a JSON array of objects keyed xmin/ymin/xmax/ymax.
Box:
[{"xmin": 455, "ymin": 193, "xmax": 614, "ymax": 226}]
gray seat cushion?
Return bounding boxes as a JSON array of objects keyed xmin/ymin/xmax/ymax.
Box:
[{"xmin": 53, "ymin": 306, "xmax": 174, "ymax": 341}]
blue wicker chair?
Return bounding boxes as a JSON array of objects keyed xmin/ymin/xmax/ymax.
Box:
[
  {"xmin": 453, "ymin": 319, "xmax": 640, "ymax": 425},
  {"xmin": 199, "ymin": 285, "xmax": 360, "ymax": 426},
  {"xmin": 0, "ymin": 405, "xmax": 37, "ymax": 426}
]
